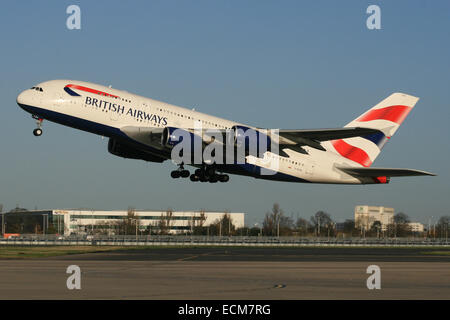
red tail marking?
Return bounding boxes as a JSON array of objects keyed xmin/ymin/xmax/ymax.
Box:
[
  {"xmin": 357, "ymin": 105, "xmax": 412, "ymax": 124},
  {"xmin": 331, "ymin": 140, "xmax": 372, "ymax": 167},
  {"xmin": 373, "ymin": 176, "xmax": 389, "ymax": 184}
]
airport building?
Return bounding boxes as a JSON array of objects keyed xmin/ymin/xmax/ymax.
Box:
[
  {"xmin": 1, "ymin": 209, "xmax": 245, "ymax": 236},
  {"xmin": 407, "ymin": 222, "xmax": 425, "ymax": 233},
  {"xmin": 354, "ymin": 205, "xmax": 394, "ymax": 231}
]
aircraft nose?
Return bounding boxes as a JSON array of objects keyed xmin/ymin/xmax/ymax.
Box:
[
  {"xmin": 17, "ymin": 90, "xmax": 27, "ymax": 105},
  {"xmin": 16, "ymin": 89, "xmax": 35, "ymax": 114},
  {"xmin": 16, "ymin": 89, "xmax": 32, "ymax": 108}
]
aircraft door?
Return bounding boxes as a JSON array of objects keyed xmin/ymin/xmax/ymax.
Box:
[{"xmin": 305, "ymin": 160, "xmax": 315, "ymax": 176}]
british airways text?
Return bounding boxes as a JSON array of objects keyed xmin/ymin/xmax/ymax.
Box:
[{"xmin": 85, "ymin": 96, "xmax": 168, "ymax": 125}]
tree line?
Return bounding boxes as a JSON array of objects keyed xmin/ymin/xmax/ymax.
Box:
[
  {"xmin": 253, "ymin": 203, "xmax": 450, "ymax": 238},
  {"xmin": 1, "ymin": 203, "xmax": 449, "ymax": 238},
  {"xmin": 118, "ymin": 203, "xmax": 449, "ymax": 238}
]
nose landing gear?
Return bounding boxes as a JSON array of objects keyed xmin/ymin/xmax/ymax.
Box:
[{"xmin": 32, "ymin": 115, "xmax": 43, "ymax": 136}]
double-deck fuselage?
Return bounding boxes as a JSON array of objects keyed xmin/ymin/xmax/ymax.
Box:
[{"xmin": 16, "ymin": 80, "xmax": 390, "ymax": 184}]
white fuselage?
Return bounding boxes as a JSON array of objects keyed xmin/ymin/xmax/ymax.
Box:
[{"xmin": 17, "ymin": 80, "xmax": 372, "ymax": 184}]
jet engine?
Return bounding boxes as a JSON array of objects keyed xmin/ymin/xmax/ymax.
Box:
[
  {"xmin": 108, "ymin": 138, "xmax": 165, "ymax": 162},
  {"xmin": 229, "ymin": 125, "xmax": 272, "ymax": 157},
  {"xmin": 161, "ymin": 127, "xmax": 203, "ymax": 149}
]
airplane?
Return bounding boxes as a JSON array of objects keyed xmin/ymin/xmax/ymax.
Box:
[{"xmin": 16, "ymin": 80, "xmax": 435, "ymax": 184}]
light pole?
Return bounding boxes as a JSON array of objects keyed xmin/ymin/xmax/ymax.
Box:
[
  {"xmin": 1, "ymin": 213, "xmax": 4, "ymax": 236},
  {"xmin": 277, "ymin": 219, "xmax": 280, "ymax": 238},
  {"xmin": 446, "ymin": 223, "xmax": 448, "ymax": 243},
  {"xmin": 428, "ymin": 216, "xmax": 434, "ymax": 238},
  {"xmin": 445, "ymin": 223, "xmax": 448, "ymax": 242},
  {"xmin": 317, "ymin": 216, "xmax": 320, "ymax": 237},
  {"xmin": 43, "ymin": 214, "xmax": 48, "ymax": 235},
  {"xmin": 254, "ymin": 223, "xmax": 260, "ymax": 237},
  {"xmin": 135, "ymin": 219, "xmax": 138, "ymax": 241},
  {"xmin": 428, "ymin": 218, "xmax": 431, "ymax": 238}
]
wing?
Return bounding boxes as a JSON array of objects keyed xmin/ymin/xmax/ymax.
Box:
[
  {"xmin": 278, "ymin": 127, "xmax": 382, "ymax": 141},
  {"xmin": 119, "ymin": 126, "xmax": 382, "ymax": 153},
  {"xmin": 276, "ymin": 127, "xmax": 382, "ymax": 151},
  {"xmin": 337, "ymin": 167, "xmax": 436, "ymax": 177}
]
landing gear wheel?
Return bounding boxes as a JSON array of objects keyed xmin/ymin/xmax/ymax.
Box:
[
  {"xmin": 219, "ymin": 174, "xmax": 230, "ymax": 182},
  {"xmin": 209, "ymin": 175, "xmax": 218, "ymax": 183},
  {"xmin": 171, "ymin": 162, "xmax": 190, "ymax": 179},
  {"xmin": 206, "ymin": 167, "xmax": 215, "ymax": 176},
  {"xmin": 32, "ymin": 116, "xmax": 43, "ymax": 136},
  {"xmin": 180, "ymin": 170, "xmax": 190, "ymax": 178},
  {"xmin": 170, "ymin": 170, "xmax": 181, "ymax": 178},
  {"xmin": 190, "ymin": 174, "xmax": 199, "ymax": 182},
  {"xmin": 33, "ymin": 128, "xmax": 42, "ymax": 136}
]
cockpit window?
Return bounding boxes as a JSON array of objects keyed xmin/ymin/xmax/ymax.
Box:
[{"xmin": 30, "ymin": 86, "xmax": 43, "ymax": 92}]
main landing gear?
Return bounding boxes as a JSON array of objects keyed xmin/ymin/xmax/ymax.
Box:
[
  {"xmin": 170, "ymin": 164, "xmax": 230, "ymax": 183},
  {"xmin": 32, "ymin": 115, "xmax": 43, "ymax": 136},
  {"xmin": 170, "ymin": 163, "xmax": 190, "ymax": 179}
]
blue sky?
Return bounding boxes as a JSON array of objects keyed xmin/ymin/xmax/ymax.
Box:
[{"xmin": 0, "ymin": 1, "xmax": 449, "ymax": 226}]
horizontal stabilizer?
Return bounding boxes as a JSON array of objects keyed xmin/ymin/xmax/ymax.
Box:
[{"xmin": 337, "ymin": 166, "xmax": 436, "ymax": 177}]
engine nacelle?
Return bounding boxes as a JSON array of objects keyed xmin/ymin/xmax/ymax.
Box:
[
  {"xmin": 230, "ymin": 125, "xmax": 272, "ymax": 157},
  {"xmin": 161, "ymin": 127, "xmax": 203, "ymax": 149},
  {"xmin": 108, "ymin": 138, "xmax": 165, "ymax": 162}
]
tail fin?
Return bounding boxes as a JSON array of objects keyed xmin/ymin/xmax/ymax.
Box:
[{"xmin": 328, "ymin": 93, "xmax": 419, "ymax": 167}]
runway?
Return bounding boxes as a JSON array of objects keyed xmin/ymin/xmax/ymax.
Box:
[{"xmin": 0, "ymin": 247, "xmax": 449, "ymax": 299}]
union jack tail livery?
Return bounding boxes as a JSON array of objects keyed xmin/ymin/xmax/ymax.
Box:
[{"xmin": 329, "ymin": 93, "xmax": 419, "ymax": 167}]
